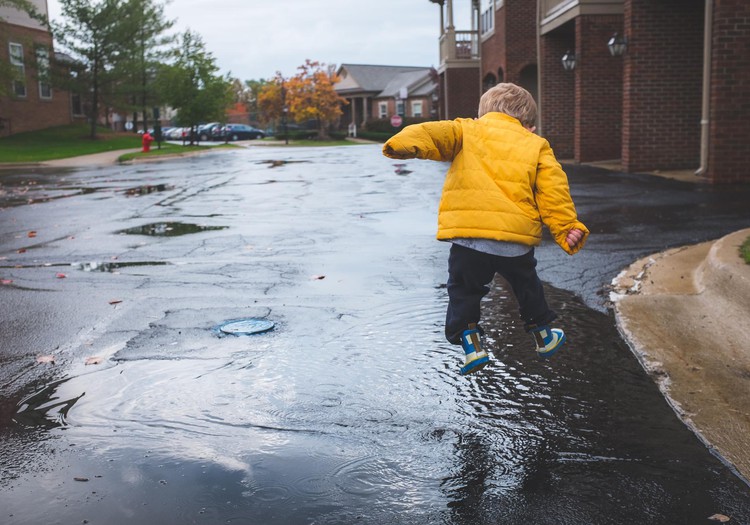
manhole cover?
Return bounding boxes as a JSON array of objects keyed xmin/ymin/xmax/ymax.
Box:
[{"xmin": 216, "ymin": 318, "xmax": 274, "ymax": 336}]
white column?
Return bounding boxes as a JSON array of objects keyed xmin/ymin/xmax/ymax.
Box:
[
  {"xmin": 446, "ymin": 0, "xmax": 454, "ymax": 30},
  {"xmin": 361, "ymin": 96, "xmax": 368, "ymax": 125}
]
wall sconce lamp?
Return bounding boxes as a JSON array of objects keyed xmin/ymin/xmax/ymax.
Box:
[
  {"xmin": 608, "ymin": 32, "xmax": 628, "ymax": 56},
  {"xmin": 561, "ymin": 50, "xmax": 576, "ymax": 71}
]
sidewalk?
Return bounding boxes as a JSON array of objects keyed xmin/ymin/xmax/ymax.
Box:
[{"xmin": 611, "ymin": 228, "xmax": 750, "ymax": 481}]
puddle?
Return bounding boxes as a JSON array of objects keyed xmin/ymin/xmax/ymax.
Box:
[
  {"xmin": 258, "ymin": 160, "xmax": 311, "ymax": 168},
  {"xmin": 0, "ymin": 261, "xmax": 170, "ymax": 272},
  {"xmin": 117, "ymin": 222, "xmax": 228, "ymax": 236},
  {"xmin": 123, "ymin": 184, "xmax": 175, "ymax": 196}
]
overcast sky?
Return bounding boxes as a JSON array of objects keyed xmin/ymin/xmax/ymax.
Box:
[{"xmin": 45, "ymin": 0, "xmax": 474, "ymax": 81}]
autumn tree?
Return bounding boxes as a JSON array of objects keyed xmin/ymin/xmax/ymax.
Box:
[
  {"xmin": 286, "ymin": 60, "xmax": 346, "ymax": 139},
  {"xmin": 256, "ymin": 72, "xmax": 284, "ymax": 127},
  {"xmin": 156, "ymin": 30, "xmax": 231, "ymax": 144}
]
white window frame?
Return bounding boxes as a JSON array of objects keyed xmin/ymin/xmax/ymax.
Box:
[
  {"xmin": 411, "ymin": 101, "xmax": 423, "ymax": 118},
  {"xmin": 396, "ymin": 100, "xmax": 405, "ymax": 117},
  {"xmin": 9, "ymin": 42, "xmax": 26, "ymax": 98},
  {"xmin": 36, "ymin": 46, "xmax": 51, "ymax": 99},
  {"xmin": 378, "ymin": 101, "xmax": 388, "ymax": 119}
]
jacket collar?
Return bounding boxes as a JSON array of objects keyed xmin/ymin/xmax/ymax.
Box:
[{"xmin": 480, "ymin": 112, "xmax": 523, "ymax": 127}]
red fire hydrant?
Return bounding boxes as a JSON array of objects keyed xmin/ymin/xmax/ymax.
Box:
[{"xmin": 142, "ymin": 131, "xmax": 154, "ymax": 153}]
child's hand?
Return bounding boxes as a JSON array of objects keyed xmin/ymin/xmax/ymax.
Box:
[{"xmin": 566, "ymin": 228, "xmax": 584, "ymax": 249}]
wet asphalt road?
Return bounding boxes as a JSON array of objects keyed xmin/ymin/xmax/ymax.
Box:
[{"xmin": 1, "ymin": 145, "xmax": 750, "ymax": 524}]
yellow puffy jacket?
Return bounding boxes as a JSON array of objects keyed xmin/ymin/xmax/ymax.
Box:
[{"xmin": 382, "ymin": 112, "xmax": 589, "ymax": 255}]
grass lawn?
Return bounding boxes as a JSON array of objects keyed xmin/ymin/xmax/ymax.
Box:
[
  {"xmin": 0, "ymin": 124, "xmax": 370, "ymax": 164},
  {"xmin": 117, "ymin": 143, "xmax": 236, "ymax": 162},
  {"xmin": 261, "ymin": 138, "xmax": 366, "ymax": 147},
  {"xmin": 0, "ymin": 124, "xmax": 142, "ymax": 162}
]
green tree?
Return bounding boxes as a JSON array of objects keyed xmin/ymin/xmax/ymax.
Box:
[
  {"xmin": 244, "ymin": 78, "xmax": 267, "ymax": 124},
  {"xmin": 53, "ymin": 0, "xmax": 126, "ymax": 139},
  {"xmin": 114, "ymin": 0, "xmax": 174, "ymax": 132},
  {"xmin": 157, "ymin": 30, "xmax": 231, "ymax": 144}
]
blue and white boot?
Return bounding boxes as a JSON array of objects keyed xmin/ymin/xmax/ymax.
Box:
[
  {"xmin": 460, "ymin": 323, "xmax": 489, "ymax": 375},
  {"xmin": 531, "ymin": 326, "xmax": 566, "ymax": 358}
]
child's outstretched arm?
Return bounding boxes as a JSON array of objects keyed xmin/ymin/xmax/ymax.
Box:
[
  {"xmin": 535, "ymin": 141, "xmax": 589, "ymax": 255},
  {"xmin": 382, "ymin": 121, "xmax": 463, "ymax": 162}
]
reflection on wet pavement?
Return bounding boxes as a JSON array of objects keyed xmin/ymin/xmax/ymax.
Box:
[
  {"xmin": 1, "ymin": 146, "xmax": 750, "ymax": 524},
  {"xmin": 117, "ymin": 222, "xmax": 228, "ymax": 236}
]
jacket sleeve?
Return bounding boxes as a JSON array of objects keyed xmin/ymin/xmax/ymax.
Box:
[
  {"xmin": 535, "ymin": 140, "xmax": 590, "ymax": 255},
  {"xmin": 382, "ymin": 120, "xmax": 463, "ymax": 162}
]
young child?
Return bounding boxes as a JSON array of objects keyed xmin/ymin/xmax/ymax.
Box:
[{"xmin": 382, "ymin": 83, "xmax": 588, "ymax": 376}]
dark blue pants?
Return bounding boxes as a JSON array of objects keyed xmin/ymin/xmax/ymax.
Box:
[{"xmin": 445, "ymin": 243, "xmax": 557, "ymax": 345}]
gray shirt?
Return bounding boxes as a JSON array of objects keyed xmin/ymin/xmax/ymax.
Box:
[{"xmin": 450, "ymin": 237, "xmax": 532, "ymax": 257}]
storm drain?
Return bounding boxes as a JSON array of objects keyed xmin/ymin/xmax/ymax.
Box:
[{"xmin": 215, "ymin": 318, "xmax": 274, "ymax": 336}]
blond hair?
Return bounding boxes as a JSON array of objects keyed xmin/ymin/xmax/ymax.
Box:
[{"xmin": 478, "ymin": 83, "xmax": 537, "ymax": 127}]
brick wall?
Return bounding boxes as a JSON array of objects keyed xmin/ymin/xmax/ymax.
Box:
[
  {"xmin": 540, "ymin": 29, "xmax": 575, "ymax": 158},
  {"xmin": 445, "ymin": 67, "xmax": 480, "ymax": 119},
  {"xmin": 505, "ymin": 0, "xmax": 538, "ymax": 83},
  {"xmin": 0, "ymin": 24, "xmax": 72, "ymax": 136},
  {"xmin": 622, "ymin": 0, "xmax": 704, "ymax": 172},
  {"xmin": 707, "ymin": 0, "xmax": 750, "ymax": 183},
  {"xmin": 481, "ymin": 4, "xmax": 506, "ymax": 86},
  {"xmin": 575, "ymin": 15, "xmax": 623, "ymax": 162}
]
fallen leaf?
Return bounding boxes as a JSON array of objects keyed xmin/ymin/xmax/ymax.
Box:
[
  {"xmin": 311, "ymin": 275, "xmax": 326, "ymax": 280},
  {"xmin": 1, "ymin": 279, "xmax": 12, "ymax": 285},
  {"xmin": 85, "ymin": 356, "xmax": 103, "ymax": 366},
  {"xmin": 73, "ymin": 477, "xmax": 89, "ymax": 482},
  {"xmin": 708, "ymin": 514, "xmax": 731, "ymax": 523},
  {"xmin": 36, "ymin": 355, "xmax": 55, "ymax": 364},
  {"xmin": 27, "ymin": 231, "xmax": 37, "ymax": 238},
  {"xmin": 17, "ymin": 248, "xmax": 26, "ymax": 254},
  {"xmin": 56, "ymin": 273, "xmax": 67, "ymax": 279},
  {"xmin": 108, "ymin": 299, "xmax": 122, "ymax": 305}
]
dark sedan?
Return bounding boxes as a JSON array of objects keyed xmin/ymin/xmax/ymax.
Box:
[{"xmin": 219, "ymin": 124, "xmax": 265, "ymax": 141}]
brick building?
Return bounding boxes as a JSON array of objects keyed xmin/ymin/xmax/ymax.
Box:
[
  {"xmin": 430, "ymin": 0, "xmax": 750, "ymax": 183},
  {"xmin": 0, "ymin": 0, "xmax": 75, "ymax": 136},
  {"xmin": 334, "ymin": 64, "xmax": 438, "ymax": 132}
]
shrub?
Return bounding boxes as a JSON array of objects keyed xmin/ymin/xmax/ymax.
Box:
[
  {"xmin": 364, "ymin": 117, "xmax": 430, "ymax": 134},
  {"xmin": 357, "ymin": 131, "xmax": 394, "ymax": 143},
  {"xmin": 741, "ymin": 235, "xmax": 750, "ymax": 264}
]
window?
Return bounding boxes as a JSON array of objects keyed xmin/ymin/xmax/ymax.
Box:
[
  {"xmin": 9, "ymin": 43, "xmax": 26, "ymax": 97},
  {"xmin": 411, "ymin": 101, "xmax": 423, "ymax": 118},
  {"xmin": 36, "ymin": 46, "xmax": 51, "ymax": 99},
  {"xmin": 396, "ymin": 100, "xmax": 405, "ymax": 117},
  {"xmin": 378, "ymin": 101, "xmax": 388, "ymax": 119},
  {"xmin": 71, "ymin": 93, "xmax": 83, "ymax": 116}
]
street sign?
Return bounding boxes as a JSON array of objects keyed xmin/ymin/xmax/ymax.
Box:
[{"xmin": 390, "ymin": 115, "xmax": 403, "ymax": 128}]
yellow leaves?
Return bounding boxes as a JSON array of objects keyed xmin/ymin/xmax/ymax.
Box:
[{"xmin": 257, "ymin": 60, "xmax": 347, "ymax": 127}]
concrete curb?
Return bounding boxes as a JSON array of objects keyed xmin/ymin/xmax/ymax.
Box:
[
  {"xmin": 698, "ymin": 229, "xmax": 750, "ymax": 308},
  {"xmin": 611, "ymin": 228, "xmax": 750, "ymax": 482}
]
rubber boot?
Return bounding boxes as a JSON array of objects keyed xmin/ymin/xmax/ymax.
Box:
[
  {"xmin": 531, "ymin": 325, "xmax": 566, "ymax": 358},
  {"xmin": 460, "ymin": 323, "xmax": 489, "ymax": 375}
]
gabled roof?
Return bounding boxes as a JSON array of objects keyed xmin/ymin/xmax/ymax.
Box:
[
  {"xmin": 377, "ymin": 69, "xmax": 435, "ymax": 98},
  {"xmin": 335, "ymin": 64, "xmax": 430, "ymax": 94}
]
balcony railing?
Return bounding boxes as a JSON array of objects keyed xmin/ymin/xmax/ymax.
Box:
[{"xmin": 439, "ymin": 30, "xmax": 479, "ymax": 63}]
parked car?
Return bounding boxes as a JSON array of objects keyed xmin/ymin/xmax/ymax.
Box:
[
  {"xmin": 219, "ymin": 124, "xmax": 265, "ymax": 141},
  {"xmin": 197, "ymin": 122, "xmax": 221, "ymax": 141}
]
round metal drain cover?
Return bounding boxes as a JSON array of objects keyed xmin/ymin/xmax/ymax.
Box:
[{"xmin": 217, "ymin": 318, "xmax": 274, "ymax": 336}]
